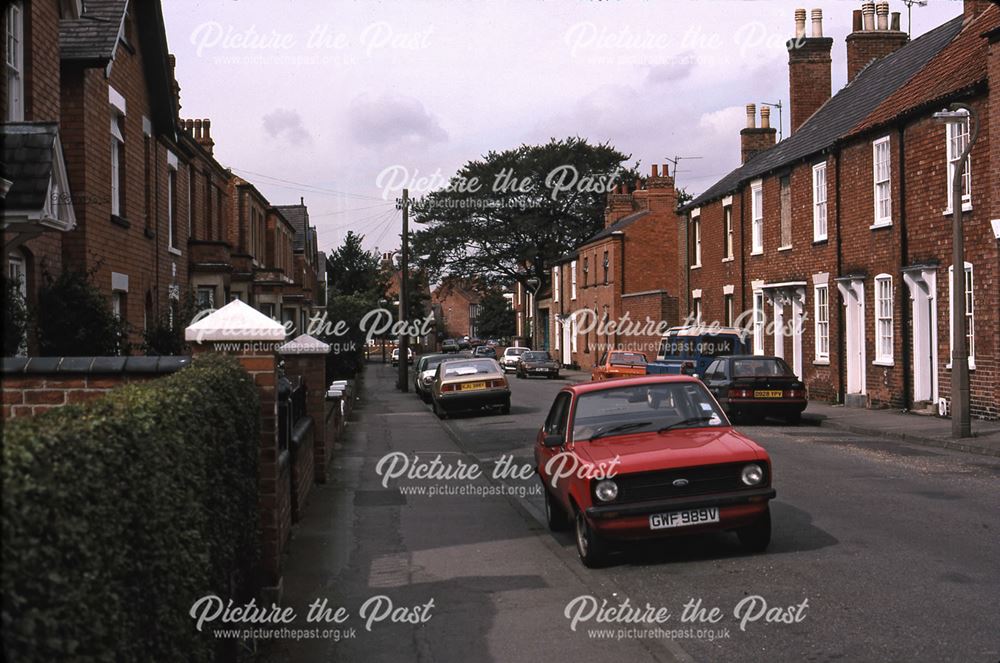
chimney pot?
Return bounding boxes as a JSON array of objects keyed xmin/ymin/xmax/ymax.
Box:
[
  {"xmin": 203, "ymin": 118, "xmax": 211, "ymax": 139},
  {"xmin": 862, "ymin": 2, "xmax": 876, "ymax": 31},
  {"xmin": 852, "ymin": 9, "xmax": 863, "ymax": 32},
  {"xmin": 876, "ymin": 2, "xmax": 889, "ymax": 30},
  {"xmin": 194, "ymin": 118, "xmax": 203, "ymax": 139},
  {"xmin": 794, "ymin": 8, "xmax": 807, "ymax": 38},
  {"xmin": 811, "ymin": 9, "xmax": 823, "ymax": 37},
  {"xmin": 746, "ymin": 103, "xmax": 757, "ymax": 129},
  {"xmin": 651, "ymin": 164, "xmax": 659, "ymax": 178},
  {"xmin": 890, "ymin": 11, "xmax": 900, "ymax": 31},
  {"xmin": 662, "ymin": 164, "xmax": 669, "ymax": 177},
  {"xmin": 761, "ymin": 106, "xmax": 771, "ymax": 129}
]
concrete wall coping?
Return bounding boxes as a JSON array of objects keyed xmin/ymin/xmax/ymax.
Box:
[
  {"xmin": 278, "ymin": 333, "xmax": 331, "ymax": 355},
  {"xmin": 184, "ymin": 298, "xmax": 287, "ymax": 342},
  {"xmin": 1, "ymin": 356, "xmax": 192, "ymax": 375}
]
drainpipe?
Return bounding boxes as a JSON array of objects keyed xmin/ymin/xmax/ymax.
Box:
[
  {"xmin": 739, "ymin": 193, "xmax": 746, "ymax": 317},
  {"xmin": 898, "ymin": 124, "xmax": 912, "ymax": 410},
  {"xmin": 834, "ymin": 150, "xmax": 845, "ymax": 405}
]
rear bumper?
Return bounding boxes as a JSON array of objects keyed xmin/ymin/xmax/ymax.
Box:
[
  {"xmin": 436, "ymin": 389, "xmax": 510, "ymax": 412},
  {"xmin": 722, "ymin": 399, "xmax": 807, "ymax": 414}
]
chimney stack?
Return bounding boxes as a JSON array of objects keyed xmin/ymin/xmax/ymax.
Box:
[
  {"xmin": 604, "ymin": 176, "xmax": 636, "ymax": 227},
  {"xmin": 964, "ymin": 1, "xmax": 993, "ymax": 22},
  {"xmin": 787, "ymin": 8, "xmax": 833, "ymax": 134},
  {"xmin": 182, "ymin": 118, "xmax": 215, "ymax": 155},
  {"xmin": 168, "ymin": 54, "xmax": 181, "ymax": 118},
  {"xmin": 846, "ymin": 1, "xmax": 908, "ymax": 82},
  {"xmin": 740, "ymin": 104, "xmax": 777, "ymax": 164}
]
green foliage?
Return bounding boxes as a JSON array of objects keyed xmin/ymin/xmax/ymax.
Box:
[
  {"xmin": 676, "ymin": 187, "xmax": 693, "ymax": 208},
  {"xmin": 326, "ymin": 230, "xmax": 390, "ymax": 299},
  {"xmin": 2, "ymin": 274, "xmax": 28, "ymax": 356},
  {"xmin": 35, "ymin": 268, "xmax": 130, "ymax": 356},
  {"xmin": 475, "ymin": 289, "xmax": 516, "ymax": 341},
  {"xmin": 410, "ymin": 137, "xmax": 636, "ymax": 289},
  {"xmin": 142, "ymin": 292, "xmax": 199, "ymax": 356},
  {"xmin": 1, "ymin": 355, "xmax": 260, "ymax": 662}
]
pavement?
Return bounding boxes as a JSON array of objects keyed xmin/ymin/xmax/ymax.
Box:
[{"xmin": 558, "ymin": 367, "xmax": 1000, "ymax": 458}]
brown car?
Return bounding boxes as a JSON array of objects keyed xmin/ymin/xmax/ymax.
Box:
[
  {"xmin": 431, "ymin": 358, "xmax": 511, "ymax": 418},
  {"xmin": 591, "ymin": 351, "xmax": 648, "ymax": 382}
]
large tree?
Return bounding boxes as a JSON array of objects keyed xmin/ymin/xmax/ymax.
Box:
[
  {"xmin": 326, "ymin": 230, "xmax": 389, "ymax": 299},
  {"xmin": 474, "ymin": 290, "xmax": 516, "ymax": 341},
  {"xmin": 410, "ymin": 137, "xmax": 636, "ymax": 290}
]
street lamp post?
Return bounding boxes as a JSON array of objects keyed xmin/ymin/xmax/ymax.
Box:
[{"xmin": 933, "ymin": 102, "xmax": 978, "ymax": 439}]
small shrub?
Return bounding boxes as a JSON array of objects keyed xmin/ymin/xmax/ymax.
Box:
[
  {"xmin": 2, "ymin": 274, "xmax": 28, "ymax": 356},
  {"xmin": 35, "ymin": 268, "xmax": 130, "ymax": 356},
  {"xmin": 1, "ymin": 355, "xmax": 260, "ymax": 662}
]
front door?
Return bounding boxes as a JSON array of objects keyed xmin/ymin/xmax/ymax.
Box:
[
  {"xmin": 904, "ymin": 269, "xmax": 938, "ymax": 405},
  {"xmin": 838, "ymin": 279, "xmax": 866, "ymax": 395},
  {"xmin": 561, "ymin": 319, "xmax": 572, "ymax": 366}
]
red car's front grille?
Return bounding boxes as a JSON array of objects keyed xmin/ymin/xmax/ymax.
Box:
[{"xmin": 606, "ymin": 462, "xmax": 759, "ymax": 504}]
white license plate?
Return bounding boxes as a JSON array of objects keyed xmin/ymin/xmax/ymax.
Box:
[{"xmin": 649, "ymin": 507, "xmax": 720, "ymax": 530}]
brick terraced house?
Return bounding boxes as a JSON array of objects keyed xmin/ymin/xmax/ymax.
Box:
[
  {"xmin": 545, "ymin": 164, "xmax": 682, "ymax": 371},
  {"xmin": 1, "ymin": 0, "xmax": 324, "ymax": 355},
  {"xmin": 681, "ymin": 1, "xmax": 999, "ymax": 419}
]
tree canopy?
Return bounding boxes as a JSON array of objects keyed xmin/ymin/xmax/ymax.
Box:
[
  {"xmin": 474, "ymin": 290, "xmax": 516, "ymax": 341},
  {"xmin": 410, "ymin": 137, "xmax": 636, "ymax": 289}
]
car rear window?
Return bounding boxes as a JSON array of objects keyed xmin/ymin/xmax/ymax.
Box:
[
  {"xmin": 506, "ymin": 347, "xmax": 527, "ymax": 356},
  {"xmin": 524, "ymin": 352, "xmax": 550, "ymax": 361},
  {"xmin": 442, "ymin": 359, "xmax": 496, "ymax": 376},
  {"xmin": 732, "ymin": 358, "xmax": 794, "ymax": 378},
  {"xmin": 610, "ymin": 352, "xmax": 646, "ymax": 365}
]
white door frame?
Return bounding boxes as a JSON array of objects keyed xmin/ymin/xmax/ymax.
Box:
[
  {"xmin": 837, "ymin": 278, "xmax": 866, "ymax": 395},
  {"xmin": 903, "ymin": 267, "xmax": 938, "ymax": 404},
  {"xmin": 560, "ymin": 316, "xmax": 572, "ymax": 366}
]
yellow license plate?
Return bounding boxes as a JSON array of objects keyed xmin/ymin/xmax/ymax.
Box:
[
  {"xmin": 754, "ymin": 390, "xmax": 784, "ymax": 398},
  {"xmin": 460, "ymin": 381, "xmax": 487, "ymax": 391}
]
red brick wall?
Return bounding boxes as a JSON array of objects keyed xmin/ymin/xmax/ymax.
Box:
[
  {"xmin": 1, "ymin": 372, "xmax": 158, "ymax": 419},
  {"xmin": 845, "ymin": 31, "xmax": 908, "ymax": 82},
  {"xmin": 432, "ymin": 283, "xmax": 478, "ymax": 340},
  {"xmin": 23, "ymin": 0, "xmax": 61, "ymax": 122}
]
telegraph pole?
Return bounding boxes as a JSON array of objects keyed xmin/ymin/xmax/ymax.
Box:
[{"xmin": 397, "ymin": 189, "xmax": 410, "ymax": 392}]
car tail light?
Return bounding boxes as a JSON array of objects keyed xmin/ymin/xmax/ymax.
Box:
[
  {"xmin": 731, "ymin": 388, "xmax": 753, "ymax": 399},
  {"xmin": 488, "ymin": 378, "xmax": 508, "ymax": 389},
  {"xmin": 786, "ymin": 388, "xmax": 806, "ymax": 399},
  {"xmin": 440, "ymin": 383, "xmax": 458, "ymax": 393},
  {"xmin": 681, "ymin": 361, "xmax": 696, "ymax": 375}
]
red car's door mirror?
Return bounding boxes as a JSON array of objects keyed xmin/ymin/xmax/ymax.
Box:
[{"xmin": 542, "ymin": 434, "xmax": 565, "ymax": 448}]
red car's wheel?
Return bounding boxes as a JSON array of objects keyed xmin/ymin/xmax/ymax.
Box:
[
  {"xmin": 574, "ymin": 509, "xmax": 608, "ymax": 568},
  {"xmin": 543, "ymin": 485, "xmax": 570, "ymax": 532}
]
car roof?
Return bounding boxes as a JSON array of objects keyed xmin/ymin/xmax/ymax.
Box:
[
  {"xmin": 722, "ymin": 355, "xmax": 785, "ymax": 361},
  {"xmin": 566, "ymin": 374, "xmax": 701, "ymax": 395},
  {"xmin": 663, "ymin": 326, "xmax": 748, "ymax": 338}
]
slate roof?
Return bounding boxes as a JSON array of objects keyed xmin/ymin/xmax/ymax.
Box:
[
  {"xmin": 582, "ymin": 209, "xmax": 649, "ymax": 244},
  {"xmin": 682, "ymin": 13, "xmax": 964, "ymax": 211},
  {"xmin": 273, "ymin": 204, "xmax": 310, "ymax": 252},
  {"xmin": 852, "ymin": 6, "xmax": 999, "ymax": 135},
  {"xmin": 1, "ymin": 123, "xmax": 58, "ymax": 210},
  {"xmin": 59, "ymin": 0, "xmax": 127, "ymax": 63}
]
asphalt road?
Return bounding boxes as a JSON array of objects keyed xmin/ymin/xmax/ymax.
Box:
[{"xmin": 265, "ymin": 361, "xmax": 1000, "ymax": 663}]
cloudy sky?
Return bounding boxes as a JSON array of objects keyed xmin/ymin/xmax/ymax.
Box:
[{"xmin": 163, "ymin": 0, "xmax": 963, "ymax": 255}]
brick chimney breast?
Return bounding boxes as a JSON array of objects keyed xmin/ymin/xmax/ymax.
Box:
[
  {"xmin": 846, "ymin": 2, "xmax": 908, "ymax": 82},
  {"xmin": 740, "ymin": 104, "xmax": 777, "ymax": 164},
  {"xmin": 787, "ymin": 8, "xmax": 833, "ymax": 134}
]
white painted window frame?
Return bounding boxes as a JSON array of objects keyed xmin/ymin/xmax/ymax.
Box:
[
  {"xmin": 570, "ymin": 260, "xmax": 577, "ymax": 300},
  {"xmin": 751, "ymin": 180, "xmax": 763, "ymax": 255},
  {"xmin": 812, "ymin": 162, "xmax": 828, "ymax": 241},
  {"xmin": 5, "ymin": 2, "xmax": 24, "ymax": 121},
  {"xmin": 813, "ymin": 283, "xmax": 830, "ymax": 363},
  {"xmin": 945, "ymin": 114, "xmax": 972, "ymax": 214},
  {"xmin": 947, "ymin": 262, "xmax": 976, "ymax": 370},
  {"xmin": 873, "ymin": 274, "xmax": 894, "ymax": 365},
  {"xmin": 872, "ymin": 136, "xmax": 892, "ymax": 227}
]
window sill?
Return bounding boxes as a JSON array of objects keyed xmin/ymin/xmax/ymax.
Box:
[
  {"xmin": 722, "ymin": 257, "xmax": 734, "ymax": 263},
  {"xmin": 872, "ymin": 359, "xmax": 894, "ymax": 367},
  {"xmin": 813, "ymin": 358, "xmax": 830, "ymax": 366},
  {"xmin": 870, "ymin": 220, "xmax": 893, "ymax": 230},
  {"xmin": 813, "ymin": 237, "xmax": 828, "ymax": 245},
  {"xmin": 943, "ymin": 203, "xmax": 973, "ymax": 215},
  {"xmin": 946, "ymin": 362, "xmax": 976, "ymax": 371},
  {"xmin": 168, "ymin": 247, "xmax": 182, "ymax": 256},
  {"xmin": 690, "ymin": 264, "xmax": 701, "ymax": 270},
  {"xmin": 110, "ymin": 214, "xmax": 131, "ymax": 229},
  {"xmin": 751, "ymin": 250, "xmax": 763, "ymax": 256},
  {"xmin": 778, "ymin": 245, "xmax": 792, "ymax": 252}
]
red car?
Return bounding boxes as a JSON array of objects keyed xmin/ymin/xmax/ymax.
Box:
[{"xmin": 534, "ymin": 375, "xmax": 774, "ymax": 567}]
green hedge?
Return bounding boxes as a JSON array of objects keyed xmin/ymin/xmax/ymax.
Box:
[{"xmin": 1, "ymin": 355, "xmax": 260, "ymax": 662}]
